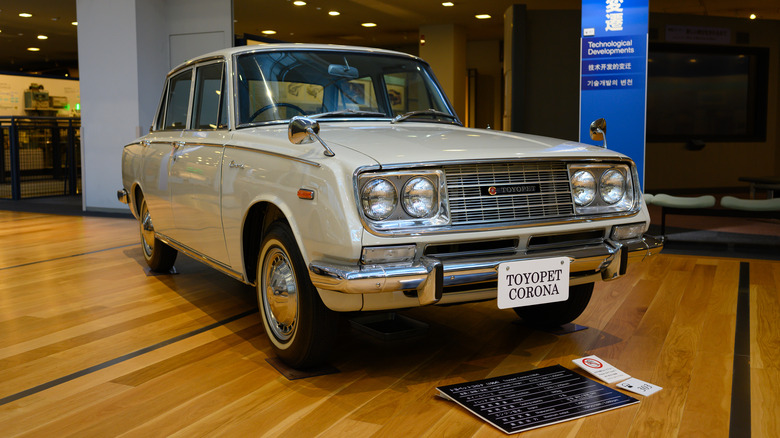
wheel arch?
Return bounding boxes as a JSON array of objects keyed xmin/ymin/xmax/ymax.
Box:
[{"xmin": 242, "ymin": 201, "xmax": 289, "ymax": 285}]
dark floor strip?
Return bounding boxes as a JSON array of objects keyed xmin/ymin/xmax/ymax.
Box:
[
  {"xmin": 729, "ymin": 262, "xmax": 751, "ymax": 437},
  {"xmin": 0, "ymin": 309, "xmax": 255, "ymax": 407},
  {"xmin": 0, "ymin": 243, "xmax": 137, "ymax": 271}
]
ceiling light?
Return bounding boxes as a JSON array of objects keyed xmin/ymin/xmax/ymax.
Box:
[
  {"xmin": 362, "ymin": 22, "xmax": 377, "ymax": 28},
  {"xmin": 37, "ymin": 35, "xmax": 48, "ymax": 40},
  {"xmin": 19, "ymin": 12, "xmax": 32, "ymax": 18},
  {"xmin": 261, "ymin": 30, "xmax": 277, "ymax": 35},
  {"xmin": 28, "ymin": 47, "xmax": 40, "ymax": 52},
  {"xmin": 293, "ymin": 1, "xmax": 306, "ymax": 5},
  {"xmin": 749, "ymin": 13, "xmax": 757, "ymax": 19},
  {"xmin": 328, "ymin": 11, "xmax": 340, "ymax": 16},
  {"xmin": 71, "ymin": 21, "xmax": 78, "ymax": 26},
  {"xmin": 442, "ymin": 2, "xmax": 455, "ymax": 6},
  {"xmin": 475, "ymin": 14, "xmax": 491, "ymax": 19}
]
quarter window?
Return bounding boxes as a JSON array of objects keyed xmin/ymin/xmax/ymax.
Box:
[{"xmin": 164, "ymin": 69, "xmax": 193, "ymax": 130}]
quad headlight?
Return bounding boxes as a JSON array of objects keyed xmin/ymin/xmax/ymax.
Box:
[
  {"xmin": 361, "ymin": 178, "xmax": 397, "ymax": 220},
  {"xmin": 568, "ymin": 164, "xmax": 636, "ymax": 214},
  {"xmin": 402, "ymin": 177, "xmax": 436, "ymax": 218},
  {"xmin": 358, "ymin": 170, "xmax": 448, "ymax": 231}
]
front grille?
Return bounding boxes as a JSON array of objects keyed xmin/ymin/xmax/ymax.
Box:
[{"xmin": 444, "ymin": 162, "xmax": 574, "ymax": 225}]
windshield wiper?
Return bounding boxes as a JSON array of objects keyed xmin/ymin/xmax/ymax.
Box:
[
  {"xmin": 310, "ymin": 110, "xmax": 388, "ymax": 119},
  {"xmin": 391, "ymin": 109, "xmax": 458, "ymax": 124}
]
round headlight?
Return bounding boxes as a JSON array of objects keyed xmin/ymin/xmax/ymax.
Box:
[
  {"xmin": 571, "ymin": 170, "xmax": 596, "ymax": 206},
  {"xmin": 361, "ymin": 178, "xmax": 397, "ymax": 220},
  {"xmin": 402, "ymin": 177, "xmax": 436, "ymax": 218},
  {"xmin": 600, "ymin": 169, "xmax": 626, "ymax": 204}
]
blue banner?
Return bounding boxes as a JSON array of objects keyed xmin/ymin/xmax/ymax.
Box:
[{"xmin": 579, "ymin": 0, "xmax": 648, "ymax": 188}]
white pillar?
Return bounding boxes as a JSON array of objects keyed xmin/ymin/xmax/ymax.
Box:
[{"xmin": 76, "ymin": 0, "xmax": 233, "ymax": 213}]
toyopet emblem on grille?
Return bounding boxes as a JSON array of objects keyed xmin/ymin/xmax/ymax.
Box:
[
  {"xmin": 444, "ymin": 162, "xmax": 574, "ymax": 225},
  {"xmin": 482, "ymin": 184, "xmax": 541, "ymax": 196}
]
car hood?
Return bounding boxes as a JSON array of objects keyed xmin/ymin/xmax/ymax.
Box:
[{"xmin": 315, "ymin": 122, "xmax": 630, "ymax": 166}]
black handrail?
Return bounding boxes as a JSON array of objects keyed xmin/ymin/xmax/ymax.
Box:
[{"xmin": 0, "ymin": 116, "xmax": 82, "ymax": 200}]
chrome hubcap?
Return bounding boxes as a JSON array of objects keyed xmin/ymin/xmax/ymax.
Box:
[
  {"xmin": 140, "ymin": 202, "xmax": 155, "ymax": 257},
  {"xmin": 262, "ymin": 246, "xmax": 298, "ymax": 341}
]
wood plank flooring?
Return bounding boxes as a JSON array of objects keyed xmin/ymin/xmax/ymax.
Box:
[{"xmin": 1, "ymin": 210, "xmax": 777, "ymax": 437}]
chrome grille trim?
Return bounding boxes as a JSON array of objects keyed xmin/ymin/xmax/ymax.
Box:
[{"xmin": 444, "ymin": 162, "xmax": 574, "ymax": 225}]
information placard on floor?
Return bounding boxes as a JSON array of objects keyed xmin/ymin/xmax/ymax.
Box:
[{"xmin": 437, "ymin": 365, "xmax": 638, "ymax": 434}]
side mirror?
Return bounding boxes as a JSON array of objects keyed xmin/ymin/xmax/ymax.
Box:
[
  {"xmin": 288, "ymin": 116, "xmax": 319, "ymax": 145},
  {"xmin": 589, "ymin": 118, "xmax": 607, "ymax": 148},
  {"xmin": 288, "ymin": 116, "xmax": 335, "ymax": 156}
]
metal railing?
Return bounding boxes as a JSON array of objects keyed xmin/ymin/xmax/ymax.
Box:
[{"xmin": 0, "ymin": 116, "xmax": 81, "ymax": 200}]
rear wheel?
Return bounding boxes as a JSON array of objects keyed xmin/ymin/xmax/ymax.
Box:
[
  {"xmin": 138, "ymin": 196, "xmax": 177, "ymax": 272},
  {"xmin": 513, "ymin": 282, "xmax": 594, "ymax": 327},
  {"xmin": 257, "ymin": 222, "xmax": 338, "ymax": 369}
]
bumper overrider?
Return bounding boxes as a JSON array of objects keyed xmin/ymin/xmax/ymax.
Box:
[{"xmin": 308, "ymin": 235, "xmax": 663, "ymax": 307}]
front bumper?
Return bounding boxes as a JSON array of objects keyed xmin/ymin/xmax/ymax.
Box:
[{"xmin": 309, "ymin": 234, "xmax": 663, "ymax": 306}]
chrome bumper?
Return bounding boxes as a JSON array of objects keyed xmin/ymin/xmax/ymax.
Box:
[
  {"xmin": 309, "ymin": 235, "xmax": 663, "ymax": 306},
  {"xmin": 117, "ymin": 188, "xmax": 129, "ymax": 205}
]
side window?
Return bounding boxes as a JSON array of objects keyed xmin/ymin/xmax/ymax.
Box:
[
  {"xmin": 191, "ymin": 62, "xmax": 226, "ymax": 129},
  {"xmin": 164, "ymin": 69, "xmax": 193, "ymax": 130},
  {"xmin": 153, "ymin": 81, "xmax": 168, "ymax": 131}
]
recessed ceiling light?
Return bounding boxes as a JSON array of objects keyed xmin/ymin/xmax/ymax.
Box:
[
  {"xmin": 19, "ymin": 12, "xmax": 33, "ymax": 18},
  {"xmin": 328, "ymin": 11, "xmax": 340, "ymax": 16},
  {"xmin": 293, "ymin": 1, "xmax": 306, "ymax": 5},
  {"xmin": 475, "ymin": 14, "xmax": 491, "ymax": 19},
  {"xmin": 442, "ymin": 2, "xmax": 455, "ymax": 6},
  {"xmin": 261, "ymin": 30, "xmax": 277, "ymax": 35},
  {"xmin": 749, "ymin": 13, "xmax": 757, "ymax": 19},
  {"xmin": 28, "ymin": 47, "xmax": 40, "ymax": 52},
  {"xmin": 71, "ymin": 21, "xmax": 78, "ymax": 26},
  {"xmin": 37, "ymin": 35, "xmax": 48, "ymax": 40},
  {"xmin": 362, "ymin": 22, "xmax": 377, "ymax": 27}
]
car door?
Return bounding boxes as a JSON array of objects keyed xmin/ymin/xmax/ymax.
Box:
[
  {"xmin": 140, "ymin": 68, "xmax": 193, "ymax": 235},
  {"xmin": 167, "ymin": 60, "xmax": 231, "ymax": 265}
]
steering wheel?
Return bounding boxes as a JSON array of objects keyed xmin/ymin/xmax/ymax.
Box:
[{"xmin": 249, "ymin": 103, "xmax": 306, "ymax": 122}]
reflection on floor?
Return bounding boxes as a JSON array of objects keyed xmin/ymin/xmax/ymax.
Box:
[{"xmin": 0, "ymin": 210, "xmax": 778, "ymax": 436}]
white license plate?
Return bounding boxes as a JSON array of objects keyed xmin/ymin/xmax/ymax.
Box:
[{"xmin": 497, "ymin": 257, "xmax": 570, "ymax": 309}]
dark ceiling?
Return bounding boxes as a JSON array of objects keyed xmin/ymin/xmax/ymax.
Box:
[{"xmin": 1, "ymin": 0, "xmax": 778, "ymax": 77}]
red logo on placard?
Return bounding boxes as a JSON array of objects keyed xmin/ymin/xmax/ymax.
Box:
[
  {"xmin": 488, "ymin": 187, "xmax": 497, "ymax": 196},
  {"xmin": 582, "ymin": 358, "xmax": 603, "ymax": 369}
]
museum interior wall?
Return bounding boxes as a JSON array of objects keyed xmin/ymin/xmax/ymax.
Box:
[{"xmin": 64, "ymin": 3, "xmax": 780, "ymax": 212}]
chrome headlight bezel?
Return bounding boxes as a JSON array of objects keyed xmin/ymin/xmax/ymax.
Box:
[
  {"xmin": 357, "ymin": 170, "xmax": 449, "ymax": 231},
  {"xmin": 568, "ymin": 163, "xmax": 635, "ymax": 214}
]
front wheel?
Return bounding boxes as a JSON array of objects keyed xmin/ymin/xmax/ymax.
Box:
[
  {"xmin": 138, "ymin": 196, "xmax": 177, "ymax": 272},
  {"xmin": 513, "ymin": 282, "xmax": 594, "ymax": 327},
  {"xmin": 257, "ymin": 223, "xmax": 338, "ymax": 369}
]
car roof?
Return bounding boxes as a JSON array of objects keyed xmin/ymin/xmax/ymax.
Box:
[{"xmin": 168, "ymin": 43, "xmax": 421, "ymax": 76}]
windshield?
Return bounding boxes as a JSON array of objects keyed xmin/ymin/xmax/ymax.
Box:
[{"xmin": 235, "ymin": 50, "xmax": 454, "ymax": 127}]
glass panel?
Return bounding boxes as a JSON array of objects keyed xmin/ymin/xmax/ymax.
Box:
[
  {"xmin": 164, "ymin": 70, "xmax": 192, "ymax": 130},
  {"xmin": 191, "ymin": 63, "xmax": 224, "ymax": 129},
  {"xmin": 384, "ymin": 71, "xmax": 444, "ymax": 116},
  {"xmin": 235, "ymin": 51, "xmax": 452, "ymax": 126}
]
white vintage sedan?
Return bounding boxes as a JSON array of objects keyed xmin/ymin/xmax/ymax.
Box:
[{"xmin": 119, "ymin": 44, "xmax": 662, "ymax": 369}]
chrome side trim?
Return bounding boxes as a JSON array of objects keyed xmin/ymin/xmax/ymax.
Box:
[
  {"xmin": 224, "ymin": 144, "xmax": 321, "ymax": 168},
  {"xmin": 308, "ymin": 234, "xmax": 663, "ymax": 307},
  {"xmin": 155, "ymin": 233, "xmax": 247, "ymax": 283}
]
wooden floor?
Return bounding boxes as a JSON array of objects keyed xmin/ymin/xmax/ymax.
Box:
[{"xmin": 1, "ymin": 210, "xmax": 778, "ymax": 437}]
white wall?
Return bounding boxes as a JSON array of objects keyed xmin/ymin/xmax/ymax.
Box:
[{"xmin": 77, "ymin": 0, "xmax": 233, "ymax": 213}]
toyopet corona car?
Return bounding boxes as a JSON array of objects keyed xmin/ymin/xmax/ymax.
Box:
[{"xmin": 118, "ymin": 44, "xmax": 662, "ymax": 369}]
